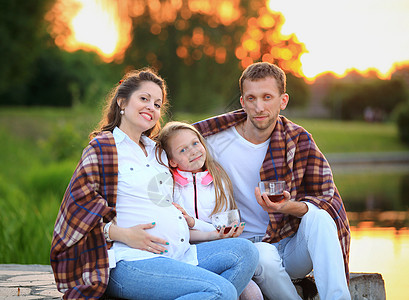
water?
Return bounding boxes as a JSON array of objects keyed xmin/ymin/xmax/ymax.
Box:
[
  {"xmin": 332, "ymin": 163, "xmax": 409, "ymax": 299},
  {"xmin": 350, "ymin": 226, "xmax": 409, "ymax": 299}
]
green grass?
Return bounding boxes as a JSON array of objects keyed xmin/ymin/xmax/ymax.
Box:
[
  {"xmin": 0, "ymin": 106, "xmax": 408, "ymax": 264},
  {"xmin": 0, "ymin": 128, "xmax": 70, "ymax": 263},
  {"xmin": 294, "ymin": 119, "xmax": 408, "ymax": 153},
  {"xmin": 0, "ymin": 106, "xmax": 101, "ymax": 142}
]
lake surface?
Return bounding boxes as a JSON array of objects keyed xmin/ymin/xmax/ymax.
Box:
[
  {"xmin": 350, "ymin": 226, "xmax": 408, "ymax": 300},
  {"xmin": 331, "ymin": 160, "xmax": 409, "ymax": 299}
]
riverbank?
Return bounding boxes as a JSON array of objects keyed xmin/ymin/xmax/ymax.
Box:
[
  {"xmin": 327, "ymin": 151, "xmax": 409, "ymax": 174},
  {"xmin": 326, "ymin": 151, "xmax": 409, "ymax": 165}
]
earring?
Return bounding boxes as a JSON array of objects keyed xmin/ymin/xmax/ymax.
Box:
[{"xmin": 120, "ymin": 109, "xmax": 124, "ymax": 115}]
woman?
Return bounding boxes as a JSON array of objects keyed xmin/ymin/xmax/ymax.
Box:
[{"xmin": 50, "ymin": 68, "xmax": 258, "ymax": 299}]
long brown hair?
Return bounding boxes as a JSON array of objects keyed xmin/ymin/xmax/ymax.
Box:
[
  {"xmin": 90, "ymin": 67, "xmax": 168, "ymax": 138},
  {"xmin": 156, "ymin": 121, "xmax": 236, "ymax": 215}
]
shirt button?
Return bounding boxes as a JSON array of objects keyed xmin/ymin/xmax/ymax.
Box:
[
  {"xmin": 130, "ymin": 168, "xmax": 133, "ymax": 171},
  {"xmin": 146, "ymin": 164, "xmax": 150, "ymax": 167},
  {"xmin": 178, "ymin": 216, "xmax": 182, "ymax": 219},
  {"xmin": 180, "ymin": 238, "xmax": 184, "ymax": 242}
]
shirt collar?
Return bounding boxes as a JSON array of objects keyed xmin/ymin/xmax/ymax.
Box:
[
  {"xmin": 113, "ymin": 127, "xmax": 155, "ymax": 150},
  {"xmin": 173, "ymin": 168, "xmax": 213, "ymax": 187},
  {"xmin": 113, "ymin": 126, "xmax": 126, "ymax": 143}
]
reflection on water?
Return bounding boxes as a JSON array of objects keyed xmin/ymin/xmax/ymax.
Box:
[
  {"xmin": 350, "ymin": 225, "xmax": 409, "ymax": 300},
  {"xmin": 334, "ymin": 169, "xmax": 409, "ymax": 222},
  {"xmin": 348, "ymin": 211, "xmax": 409, "ymax": 229},
  {"xmin": 332, "ymin": 164, "xmax": 409, "ymax": 299}
]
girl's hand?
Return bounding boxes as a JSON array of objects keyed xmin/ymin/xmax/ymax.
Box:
[
  {"xmin": 172, "ymin": 202, "xmax": 195, "ymax": 228},
  {"xmin": 189, "ymin": 221, "xmax": 246, "ymax": 242},
  {"xmin": 109, "ymin": 222, "xmax": 169, "ymax": 254},
  {"xmin": 214, "ymin": 221, "xmax": 246, "ymax": 239}
]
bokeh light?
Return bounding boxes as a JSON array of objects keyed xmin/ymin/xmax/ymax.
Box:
[{"xmin": 46, "ymin": 0, "xmax": 310, "ymax": 77}]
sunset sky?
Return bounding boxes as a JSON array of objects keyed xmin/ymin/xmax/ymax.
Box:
[
  {"xmin": 56, "ymin": 0, "xmax": 409, "ymax": 81},
  {"xmin": 268, "ymin": 0, "xmax": 409, "ymax": 79}
]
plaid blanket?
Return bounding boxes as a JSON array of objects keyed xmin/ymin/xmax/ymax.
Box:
[
  {"xmin": 194, "ymin": 109, "xmax": 351, "ymax": 281},
  {"xmin": 50, "ymin": 131, "xmax": 117, "ymax": 299}
]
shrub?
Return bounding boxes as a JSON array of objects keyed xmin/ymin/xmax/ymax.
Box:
[
  {"xmin": 25, "ymin": 160, "xmax": 75, "ymax": 197},
  {"xmin": 324, "ymin": 77, "xmax": 407, "ymax": 120},
  {"xmin": 395, "ymin": 100, "xmax": 409, "ymax": 144},
  {"xmin": 41, "ymin": 123, "xmax": 88, "ymax": 161},
  {"xmin": 0, "ymin": 173, "xmax": 60, "ymax": 264}
]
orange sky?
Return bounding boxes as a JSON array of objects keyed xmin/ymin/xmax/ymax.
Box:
[
  {"xmin": 52, "ymin": 0, "xmax": 409, "ymax": 80},
  {"xmin": 268, "ymin": 0, "xmax": 409, "ymax": 80}
]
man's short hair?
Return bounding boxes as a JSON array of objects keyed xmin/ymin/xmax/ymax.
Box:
[{"xmin": 239, "ymin": 62, "xmax": 286, "ymax": 95}]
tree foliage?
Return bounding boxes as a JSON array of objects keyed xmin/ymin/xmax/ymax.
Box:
[
  {"xmin": 0, "ymin": 42, "xmax": 118, "ymax": 107},
  {"xmin": 119, "ymin": 0, "xmax": 308, "ymax": 113},
  {"xmin": 0, "ymin": 0, "xmax": 120, "ymax": 107},
  {"xmin": 391, "ymin": 63, "xmax": 409, "ymax": 144},
  {"xmin": 323, "ymin": 74, "xmax": 408, "ymax": 121},
  {"xmin": 0, "ymin": 0, "xmax": 54, "ymax": 94},
  {"xmin": 286, "ymin": 73, "xmax": 310, "ymax": 108},
  {"xmin": 395, "ymin": 100, "xmax": 409, "ymax": 144},
  {"xmin": 2, "ymin": 0, "xmax": 310, "ymax": 110}
]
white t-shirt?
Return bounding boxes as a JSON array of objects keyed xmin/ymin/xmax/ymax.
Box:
[
  {"xmin": 111, "ymin": 127, "xmax": 197, "ymax": 265},
  {"xmin": 205, "ymin": 126, "xmax": 270, "ymax": 239}
]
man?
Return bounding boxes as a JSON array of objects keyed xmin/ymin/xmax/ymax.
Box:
[{"xmin": 193, "ymin": 62, "xmax": 351, "ymax": 299}]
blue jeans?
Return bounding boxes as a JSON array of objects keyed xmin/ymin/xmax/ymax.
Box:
[
  {"xmin": 105, "ymin": 238, "xmax": 259, "ymax": 299},
  {"xmin": 250, "ymin": 204, "xmax": 350, "ymax": 300}
]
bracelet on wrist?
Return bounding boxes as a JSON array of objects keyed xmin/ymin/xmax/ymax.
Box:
[{"xmin": 104, "ymin": 221, "xmax": 113, "ymax": 242}]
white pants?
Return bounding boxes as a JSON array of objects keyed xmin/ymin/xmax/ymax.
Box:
[{"xmin": 252, "ymin": 204, "xmax": 350, "ymax": 300}]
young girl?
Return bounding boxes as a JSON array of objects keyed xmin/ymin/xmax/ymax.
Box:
[{"xmin": 156, "ymin": 121, "xmax": 263, "ymax": 300}]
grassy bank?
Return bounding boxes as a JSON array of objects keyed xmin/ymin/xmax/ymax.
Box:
[
  {"xmin": 0, "ymin": 106, "xmax": 408, "ymax": 264},
  {"xmin": 294, "ymin": 118, "xmax": 407, "ymax": 153}
]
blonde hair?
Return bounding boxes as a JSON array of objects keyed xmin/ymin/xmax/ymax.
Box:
[{"xmin": 156, "ymin": 121, "xmax": 236, "ymax": 215}]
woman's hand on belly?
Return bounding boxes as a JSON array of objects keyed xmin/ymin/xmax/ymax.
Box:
[{"xmin": 110, "ymin": 222, "xmax": 169, "ymax": 254}]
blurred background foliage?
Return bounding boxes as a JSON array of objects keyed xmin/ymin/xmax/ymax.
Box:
[
  {"xmin": 323, "ymin": 75, "xmax": 408, "ymax": 121},
  {"xmin": 0, "ymin": 0, "xmax": 315, "ymax": 114}
]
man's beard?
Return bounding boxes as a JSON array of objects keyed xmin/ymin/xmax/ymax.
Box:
[{"xmin": 249, "ymin": 112, "xmax": 278, "ymax": 131}]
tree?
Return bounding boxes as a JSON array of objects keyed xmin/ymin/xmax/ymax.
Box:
[
  {"xmin": 122, "ymin": 0, "xmax": 307, "ymax": 113},
  {"xmin": 286, "ymin": 73, "xmax": 310, "ymax": 108},
  {"xmin": 26, "ymin": 46, "xmax": 116, "ymax": 107},
  {"xmin": 0, "ymin": 1, "xmax": 54, "ymax": 95},
  {"xmin": 323, "ymin": 72, "xmax": 407, "ymax": 121},
  {"xmin": 395, "ymin": 100, "xmax": 409, "ymax": 144},
  {"xmin": 46, "ymin": 0, "xmax": 307, "ymax": 113}
]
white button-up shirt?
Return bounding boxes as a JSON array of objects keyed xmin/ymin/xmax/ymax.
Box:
[{"xmin": 111, "ymin": 127, "xmax": 197, "ymax": 265}]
